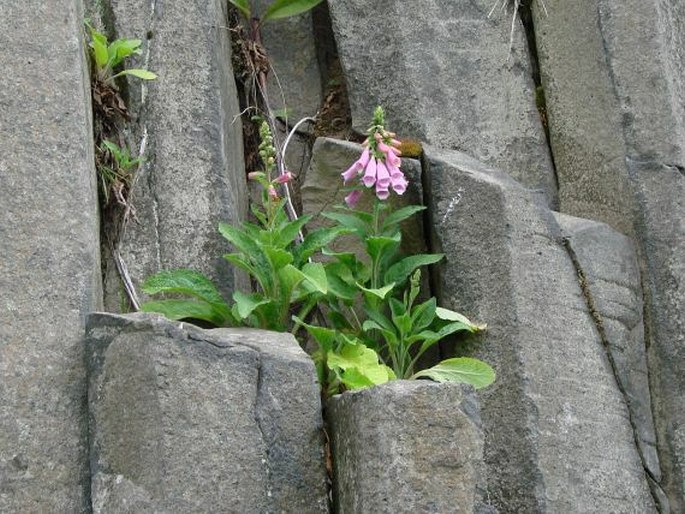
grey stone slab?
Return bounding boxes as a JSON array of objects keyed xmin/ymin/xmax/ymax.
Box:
[
  {"xmin": 252, "ymin": 0, "xmax": 323, "ymax": 121},
  {"xmin": 555, "ymin": 213, "xmax": 661, "ymax": 482},
  {"xmin": 86, "ymin": 312, "xmax": 328, "ymax": 513},
  {"xmin": 534, "ymin": 1, "xmax": 685, "ymax": 507},
  {"xmin": 100, "ymin": 0, "xmax": 248, "ymax": 306},
  {"xmin": 532, "ymin": 0, "xmax": 634, "ymax": 235},
  {"xmin": 424, "ymin": 146, "xmax": 655, "ymax": 513},
  {"xmin": 327, "ymin": 381, "xmax": 487, "ymax": 513},
  {"xmin": 301, "ymin": 137, "xmax": 427, "ymax": 258},
  {"xmin": 328, "ymin": 0, "xmax": 556, "ymax": 206},
  {"xmin": 0, "ymin": 1, "xmax": 102, "ymax": 511}
]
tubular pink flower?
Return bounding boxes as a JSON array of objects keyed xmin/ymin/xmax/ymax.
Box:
[
  {"xmin": 362, "ymin": 157, "xmax": 378, "ymax": 188},
  {"xmin": 274, "ymin": 171, "xmax": 293, "ymax": 184},
  {"xmin": 268, "ymin": 186, "xmax": 279, "ymax": 200},
  {"xmin": 344, "ymin": 189, "xmax": 363, "ymax": 208},
  {"xmin": 375, "ymin": 183, "xmax": 390, "ymax": 200},
  {"xmin": 386, "ymin": 149, "xmax": 401, "ymax": 168},
  {"xmin": 376, "ymin": 160, "xmax": 391, "ymax": 188},
  {"xmin": 391, "ymin": 175, "xmax": 408, "ymax": 195},
  {"xmin": 341, "ymin": 148, "xmax": 371, "ymax": 184}
]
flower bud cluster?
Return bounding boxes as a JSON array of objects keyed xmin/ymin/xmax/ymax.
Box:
[
  {"xmin": 341, "ymin": 107, "xmax": 408, "ymax": 207},
  {"xmin": 249, "ymin": 120, "xmax": 293, "ymax": 202}
]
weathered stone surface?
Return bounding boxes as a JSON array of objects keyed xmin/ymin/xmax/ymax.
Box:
[
  {"xmin": 301, "ymin": 137, "xmax": 426, "ymax": 257},
  {"xmin": 327, "ymin": 381, "xmax": 486, "ymax": 513},
  {"xmin": 534, "ymin": 1, "xmax": 685, "ymax": 508},
  {"xmin": 252, "ymin": 0, "xmax": 323, "ymax": 121},
  {"xmin": 0, "ymin": 1, "xmax": 101, "ymax": 511},
  {"xmin": 424, "ymin": 146, "xmax": 655, "ymax": 513},
  {"xmin": 87, "ymin": 312, "xmax": 328, "ymax": 513},
  {"xmin": 555, "ymin": 213, "xmax": 661, "ymax": 482},
  {"xmin": 328, "ymin": 0, "xmax": 556, "ymax": 205},
  {"xmin": 98, "ymin": 0, "xmax": 247, "ymax": 307}
]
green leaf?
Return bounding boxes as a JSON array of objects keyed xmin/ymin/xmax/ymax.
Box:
[
  {"xmin": 411, "ymin": 357, "xmax": 495, "ymax": 389},
  {"xmin": 277, "ymin": 215, "xmax": 312, "ymax": 247},
  {"xmin": 382, "ymin": 205, "xmax": 426, "ymax": 231},
  {"xmin": 112, "ymin": 69, "xmax": 157, "ymax": 80},
  {"xmin": 141, "ymin": 299, "xmax": 231, "ymax": 326},
  {"xmin": 435, "ymin": 307, "xmax": 486, "ymax": 332},
  {"xmin": 322, "ymin": 211, "xmax": 370, "ymax": 237},
  {"xmin": 228, "ymin": 0, "xmax": 251, "ymax": 18},
  {"xmin": 293, "ymin": 316, "xmax": 337, "ymax": 353},
  {"xmin": 327, "ymin": 341, "xmax": 393, "ymax": 390},
  {"xmin": 362, "ymin": 320, "xmax": 398, "ymax": 347},
  {"xmin": 384, "ymin": 253, "xmax": 444, "ymax": 288},
  {"xmin": 264, "ymin": 246, "xmax": 293, "ymax": 270},
  {"xmin": 232, "ymin": 291, "xmax": 272, "ymax": 319},
  {"xmin": 365, "ymin": 234, "xmax": 401, "ymax": 263},
  {"xmin": 142, "ymin": 269, "xmax": 227, "ymax": 306},
  {"xmin": 263, "ymin": 0, "xmax": 325, "ymax": 21},
  {"xmin": 411, "ymin": 297, "xmax": 437, "ymax": 332},
  {"xmin": 301, "ymin": 262, "xmax": 328, "ymax": 294},
  {"xmin": 293, "ymin": 227, "xmax": 354, "ymax": 265},
  {"xmin": 356, "ymin": 282, "xmax": 395, "ymax": 300},
  {"xmin": 108, "ymin": 38, "xmax": 142, "ymax": 67},
  {"xmin": 91, "ymin": 37, "xmax": 109, "ymax": 70}
]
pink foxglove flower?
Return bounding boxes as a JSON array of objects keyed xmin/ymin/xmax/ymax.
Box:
[
  {"xmin": 344, "ymin": 189, "xmax": 363, "ymax": 208},
  {"xmin": 341, "ymin": 147, "xmax": 370, "ymax": 184},
  {"xmin": 362, "ymin": 157, "xmax": 378, "ymax": 188},
  {"xmin": 274, "ymin": 171, "xmax": 293, "ymax": 184},
  {"xmin": 341, "ymin": 106, "xmax": 408, "ymax": 201}
]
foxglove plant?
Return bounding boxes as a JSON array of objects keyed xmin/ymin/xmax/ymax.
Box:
[{"xmin": 297, "ymin": 107, "xmax": 495, "ymax": 394}]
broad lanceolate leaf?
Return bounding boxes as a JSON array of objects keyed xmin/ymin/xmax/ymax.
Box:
[
  {"xmin": 232, "ymin": 291, "xmax": 272, "ymax": 319},
  {"xmin": 382, "ymin": 205, "xmax": 426, "ymax": 231},
  {"xmin": 435, "ymin": 307, "xmax": 486, "ymax": 332},
  {"xmin": 141, "ymin": 299, "xmax": 232, "ymax": 326},
  {"xmin": 365, "ymin": 234, "xmax": 401, "ymax": 263},
  {"xmin": 263, "ymin": 0, "xmax": 325, "ymax": 21},
  {"xmin": 356, "ymin": 282, "xmax": 395, "ymax": 300},
  {"xmin": 327, "ymin": 341, "xmax": 393, "ymax": 390},
  {"xmin": 321, "ymin": 211, "xmax": 370, "ymax": 238},
  {"xmin": 411, "ymin": 297, "xmax": 437, "ymax": 332},
  {"xmin": 113, "ymin": 69, "xmax": 157, "ymax": 80},
  {"xmin": 411, "ymin": 357, "xmax": 495, "ymax": 389},
  {"xmin": 91, "ymin": 36, "xmax": 109, "ymax": 70},
  {"xmin": 293, "ymin": 226, "xmax": 353, "ymax": 265},
  {"xmin": 384, "ymin": 253, "xmax": 444, "ymax": 288},
  {"xmin": 142, "ymin": 269, "xmax": 227, "ymax": 307},
  {"xmin": 293, "ymin": 316, "xmax": 337, "ymax": 353},
  {"xmin": 273, "ymin": 214, "xmax": 311, "ymax": 249},
  {"xmin": 301, "ymin": 262, "xmax": 328, "ymax": 294},
  {"xmin": 228, "ymin": 0, "xmax": 251, "ymax": 18}
]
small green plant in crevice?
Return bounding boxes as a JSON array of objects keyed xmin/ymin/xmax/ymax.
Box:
[
  {"xmin": 142, "ymin": 107, "xmax": 495, "ymax": 396},
  {"xmin": 96, "ymin": 140, "xmax": 143, "ymax": 207},
  {"xmin": 141, "ymin": 120, "xmax": 349, "ymax": 331},
  {"xmin": 229, "ymin": 0, "xmax": 325, "ymax": 26},
  {"xmin": 86, "ymin": 21, "xmax": 156, "ymax": 85},
  {"xmin": 85, "ymin": 20, "xmax": 156, "ymax": 126}
]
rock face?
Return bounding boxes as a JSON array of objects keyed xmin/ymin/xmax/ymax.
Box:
[
  {"xmin": 424, "ymin": 147, "xmax": 655, "ymax": 513},
  {"xmin": 555, "ymin": 213, "xmax": 661, "ymax": 484},
  {"xmin": 252, "ymin": 0, "xmax": 323, "ymax": 121},
  {"xmin": 86, "ymin": 313, "xmax": 328, "ymax": 513},
  {"xmin": 534, "ymin": 1, "xmax": 685, "ymax": 508},
  {"xmin": 327, "ymin": 381, "xmax": 486, "ymax": 513},
  {"xmin": 328, "ymin": 0, "xmax": 556, "ymax": 205},
  {"xmin": 99, "ymin": 0, "xmax": 248, "ymax": 307},
  {"xmin": 0, "ymin": 1, "xmax": 102, "ymax": 511}
]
